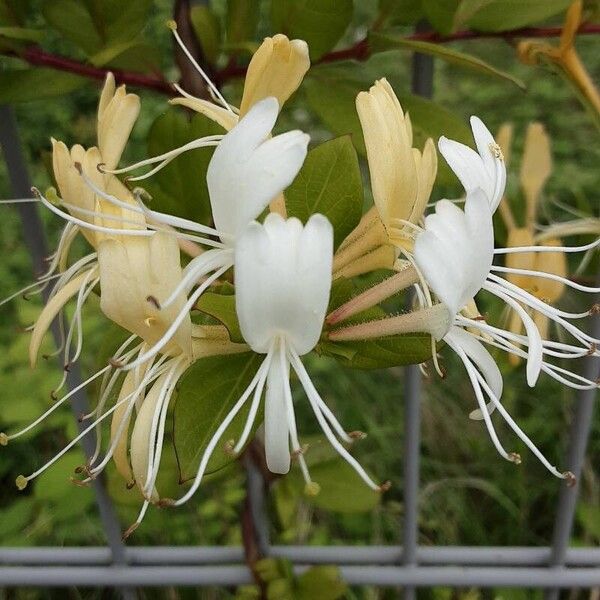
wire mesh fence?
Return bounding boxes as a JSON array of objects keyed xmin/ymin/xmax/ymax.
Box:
[{"xmin": 0, "ymin": 44, "xmax": 598, "ymax": 596}]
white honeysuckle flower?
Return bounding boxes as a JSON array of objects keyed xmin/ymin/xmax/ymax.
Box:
[
  {"xmin": 438, "ymin": 116, "xmax": 506, "ymax": 212},
  {"xmin": 413, "ymin": 187, "xmax": 599, "ymax": 480},
  {"xmin": 165, "ymin": 214, "xmax": 385, "ymax": 509},
  {"xmin": 80, "ymin": 97, "xmax": 309, "ymax": 373}
]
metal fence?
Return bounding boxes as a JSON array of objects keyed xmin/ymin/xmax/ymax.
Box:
[{"xmin": 0, "ymin": 47, "xmax": 598, "ymax": 597}]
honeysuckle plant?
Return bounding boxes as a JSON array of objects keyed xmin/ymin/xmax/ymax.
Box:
[{"xmin": 1, "ymin": 23, "xmax": 598, "ymax": 539}]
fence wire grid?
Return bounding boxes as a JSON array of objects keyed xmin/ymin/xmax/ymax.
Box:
[{"xmin": 0, "ymin": 45, "xmax": 598, "ymax": 597}]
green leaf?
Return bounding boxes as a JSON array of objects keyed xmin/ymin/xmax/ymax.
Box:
[
  {"xmin": 370, "ymin": 32, "xmax": 526, "ymax": 90},
  {"xmin": 0, "ymin": 69, "xmax": 87, "ymax": 103},
  {"xmin": 42, "ymin": 0, "xmax": 103, "ymax": 54},
  {"xmin": 195, "ymin": 288, "xmax": 245, "ymax": 343},
  {"xmin": 466, "ymin": 0, "xmax": 572, "ymax": 32},
  {"xmin": 282, "ymin": 435, "xmax": 381, "ymax": 512},
  {"xmin": 191, "ymin": 5, "xmax": 222, "ymax": 64},
  {"xmin": 297, "ymin": 566, "xmax": 347, "ymax": 600},
  {"xmin": 0, "ymin": 0, "xmax": 29, "ymax": 26},
  {"xmin": 226, "ymin": 0, "xmax": 259, "ymax": 47},
  {"xmin": 422, "ymin": 0, "xmax": 458, "ymax": 35},
  {"xmin": 271, "ymin": 0, "xmax": 354, "ymax": 60},
  {"xmin": 378, "ymin": 0, "xmax": 424, "ymax": 26},
  {"xmin": 0, "ymin": 26, "xmax": 44, "ymax": 42},
  {"xmin": 285, "ymin": 136, "xmax": 363, "ymax": 250},
  {"xmin": 319, "ymin": 333, "xmax": 432, "ymax": 369},
  {"xmin": 144, "ymin": 108, "xmax": 223, "ymax": 225},
  {"xmin": 172, "ymin": 353, "xmax": 264, "ymax": 482},
  {"xmin": 41, "ymin": 0, "xmax": 152, "ymax": 57}
]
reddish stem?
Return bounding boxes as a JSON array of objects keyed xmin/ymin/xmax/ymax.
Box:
[
  {"xmin": 12, "ymin": 23, "xmax": 600, "ymax": 95},
  {"xmin": 21, "ymin": 46, "xmax": 174, "ymax": 95}
]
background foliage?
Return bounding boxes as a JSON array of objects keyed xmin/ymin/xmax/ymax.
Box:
[{"xmin": 0, "ymin": 0, "xmax": 599, "ymax": 598}]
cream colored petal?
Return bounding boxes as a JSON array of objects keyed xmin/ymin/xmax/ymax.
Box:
[
  {"xmin": 98, "ymin": 72, "xmax": 116, "ymax": 122},
  {"xmin": 520, "ymin": 122, "xmax": 552, "ymax": 227},
  {"xmin": 130, "ymin": 373, "xmax": 167, "ymax": 502},
  {"xmin": 239, "ymin": 34, "xmax": 310, "ymax": 117},
  {"xmin": 356, "ymin": 78, "xmax": 417, "ymax": 229},
  {"xmin": 29, "ymin": 267, "xmax": 97, "ymax": 367},
  {"xmin": 98, "ymin": 233, "xmax": 192, "ymax": 357},
  {"xmin": 111, "ymin": 367, "xmax": 149, "ymax": 486},
  {"xmin": 169, "ymin": 97, "xmax": 239, "ymax": 131},
  {"xmin": 533, "ymin": 239, "xmax": 566, "ymax": 302},
  {"xmin": 409, "ymin": 137, "xmax": 437, "ymax": 224},
  {"xmin": 97, "ymin": 79, "xmax": 140, "ymax": 169},
  {"xmin": 52, "ymin": 140, "xmax": 101, "ymax": 247},
  {"xmin": 92, "ymin": 174, "xmax": 146, "ymax": 244}
]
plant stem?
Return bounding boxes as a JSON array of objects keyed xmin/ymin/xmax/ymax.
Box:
[{"xmin": 7, "ymin": 24, "xmax": 600, "ymax": 95}]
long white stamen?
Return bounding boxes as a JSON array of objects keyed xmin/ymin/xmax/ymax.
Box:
[
  {"xmin": 232, "ymin": 345, "xmax": 274, "ymax": 455},
  {"xmin": 279, "ymin": 343, "xmax": 312, "ymax": 487},
  {"xmin": 85, "ymin": 355, "xmax": 171, "ymax": 478},
  {"xmin": 487, "ymin": 276, "xmax": 599, "ymax": 346},
  {"xmin": 491, "ymin": 265, "xmax": 600, "ymax": 294},
  {"xmin": 168, "ymin": 24, "xmax": 233, "ymax": 114},
  {"xmin": 0, "ymin": 274, "xmax": 62, "ymax": 308},
  {"xmin": 0, "ymin": 198, "xmax": 39, "ymax": 204},
  {"xmin": 289, "ymin": 349, "xmax": 381, "ymax": 491},
  {"xmin": 494, "ymin": 239, "xmax": 599, "ymax": 254},
  {"xmin": 474, "ymin": 369, "xmax": 567, "ymax": 478},
  {"xmin": 104, "ymin": 136, "xmax": 223, "ymax": 175},
  {"xmin": 78, "ymin": 171, "xmax": 228, "ymax": 241},
  {"xmin": 33, "ymin": 188, "xmax": 154, "ymax": 238},
  {"xmin": 448, "ymin": 341, "xmax": 514, "ymax": 462},
  {"xmin": 172, "ymin": 356, "xmax": 272, "ymax": 506},
  {"xmin": 121, "ymin": 264, "xmax": 230, "ymax": 371},
  {"xmin": 143, "ymin": 357, "xmax": 187, "ymax": 496},
  {"xmin": 161, "ymin": 249, "xmax": 232, "ymax": 309}
]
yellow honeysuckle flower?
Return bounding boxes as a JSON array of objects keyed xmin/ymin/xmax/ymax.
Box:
[
  {"xmin": 517, "ymin": 0, "xmax": 600, "ymax": 124},
  {"xmin": 169, "ymin": 30, "xmax": 310, "ymax": 216},
  {"xmin": 332, "ymin": 78, "xmax": 437, "ymax": 278},
  {"xmin": 170, "ymin": 33, "xmax": 310, "ymax": 127}
]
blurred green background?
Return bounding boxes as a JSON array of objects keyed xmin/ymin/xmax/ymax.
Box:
[{"xmin": 0, "ymin": 0, "xmax": 599, "ymax": 598}]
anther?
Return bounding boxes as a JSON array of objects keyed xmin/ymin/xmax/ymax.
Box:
[
  {"xmin": 564, "ymin": 471, "xmax": 577, "ymax": 487},
  {"xmin": 304, "ymin": 481, "xmax": 321, "ymax": 496},
  {"xmin": 122, "ymin": 523, "xmax": 139, "ymax": 540},
  {"xmin": 489, "ymin": 142, "xmax": 504, "ymax": 160},
  {"xmin": 15, "ymin": 475, "xmax": 28, "ymax": 491},
  {"xmin": 158, "ymin": 498, "xmax": 175, "ymax": 508},
  {"xmin": 147, "ymin": 295, "xmax": 161, "ymax": 310},
  {"xmin": 73, "ymin": 162, "xmax": 83, "ymax": 175},
  {"xmin": 126, "ymin": 480, "xmax": 136, "ymax": 490},
  {"xmin": 587, "ymin": 344, "xmax": 597, "ymax": 356},
  {"xmin": 223, "ymin": 439, "xmax": 236, "ymax": 456},
  {"xmin": 42, "ymin": 354, "xmax": 50, "ymax": 361},
  {"xmin": 96, "ymin": 162, "xmax": 106, "ymax": 174},
  {"xmin": 166, "ymin": 19, "xmax": 177, "ymax": 31},
  {"xmin": 590, "ymin": 303, "xmax": 600, "ymax": 315},
  {"xmin": 0, "ymin": 432, "xmax": 9, "ymax": 446},
  {"xmin": 77, "ymin": 413, "xmax": 86, "ymax": 423},
  {"xmin": 64, "ymin": 363, "xmax": 71, "ymax": 372},
  {"xmin": 349, "ymin": 431, "xmax": 367, "ymax": 441},
  {"xmin": 50, "ymin": 390, "xmax": 58, "ymax": 401},
  {"xmin": 508, "ymin": 452, "xmax": 522, "ymax": 465},
  {"xmin": 70, "ymin": 477, "xmax": 91, "ymax": 488},
  {"xmin": 291, "ymin": 444, "xmax": 309, "ymax": 459},
  {"xmin": 379, "ymin": 480, "xmax": 392, "ymax": 493},
  {"xmin": 109, "ymin": 358, "xmax": 124, "ymax": 368}
]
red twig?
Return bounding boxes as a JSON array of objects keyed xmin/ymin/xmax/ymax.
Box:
[
  {"xmin": 21, "ymin": 46, "xmax": 174, "ymax": 95},
  {"xmin": 11, "ymin": 23, "xmax": 600, "ymax": 95}
]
